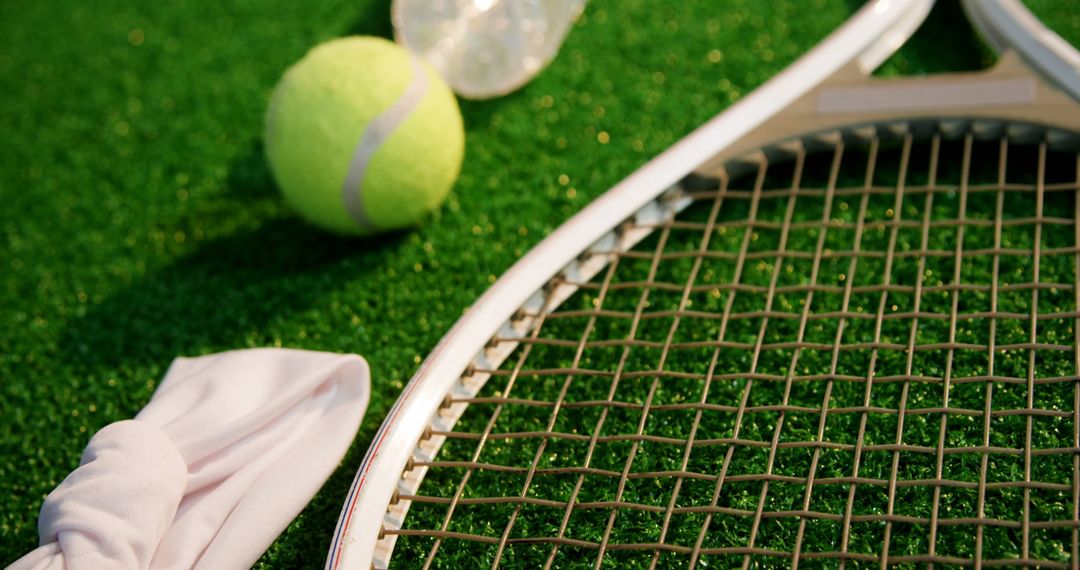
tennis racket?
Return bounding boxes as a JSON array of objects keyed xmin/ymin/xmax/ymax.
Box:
[{"xmin": 329, "ymin": 0, "xmax": 1080, "ymax": 567}]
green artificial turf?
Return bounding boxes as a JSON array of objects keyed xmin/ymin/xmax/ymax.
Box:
[
  {"xmin": 1026, "ymin": 0, "xmax": 1080, "ymax": 48},
  {"xmin": 0, "ymin": 0, "xmax": 1075, "ymax": 567}
]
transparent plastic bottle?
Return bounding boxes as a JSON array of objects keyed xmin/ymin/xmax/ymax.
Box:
[{"xmin": 393, "ymin": 0, "xmax": 587, "ymax": 99}]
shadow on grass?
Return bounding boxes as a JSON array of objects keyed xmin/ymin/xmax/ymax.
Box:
[
  {"xmin": 348, "ymin": 0, "xmax": 394, "ymax": 39},
  {"xmin": 61, "ymin": 145, "xmax": 408, "ymax": 371}
]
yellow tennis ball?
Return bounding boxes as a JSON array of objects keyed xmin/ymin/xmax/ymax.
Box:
[{"xmin": 265, "ymin": 36, "xmax": 465, "ymax": 235}]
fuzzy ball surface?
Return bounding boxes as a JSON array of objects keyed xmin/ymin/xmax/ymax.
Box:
[{"xmin": 265, "ymin": 36, "xmax": 465, "ymax": 235}]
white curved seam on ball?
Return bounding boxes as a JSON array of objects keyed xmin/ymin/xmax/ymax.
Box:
[{"xmin": 341, "ymin": 55, "xmax": 430, "ymax": 231}]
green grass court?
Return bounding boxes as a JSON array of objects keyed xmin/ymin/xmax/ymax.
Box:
[{"xmin": 2, "ymin": 0, "xmax": 1079, "ymax": 567}]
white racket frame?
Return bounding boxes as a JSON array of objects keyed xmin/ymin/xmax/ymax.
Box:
[
  {"xmin": 962, "ymin": 0, "xmax": 1080, "ymax": 100},
  {"xmin": 327, "ymin": 1, "xmax": 1080, "ymax": 567}
]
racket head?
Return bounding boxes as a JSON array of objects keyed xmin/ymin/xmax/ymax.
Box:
[{"xmin": 328, "ymin": 1, "xmax": 1080, "ymax": 567}]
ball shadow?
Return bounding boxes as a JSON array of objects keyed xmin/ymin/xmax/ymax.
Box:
[{"xmin": 61, "ymin": 146, "xmax": 408, "ymax": 371}]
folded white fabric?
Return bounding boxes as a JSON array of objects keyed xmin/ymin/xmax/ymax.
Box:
[{"xmin": 11, "ymin": 348, "xmax": 371, "ymax": 570}]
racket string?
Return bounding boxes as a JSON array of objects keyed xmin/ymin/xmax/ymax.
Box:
[
  {"xmin": 388, "ymin": 134, "xmax": 1080, "ymax": 568},
  {"xmin": 1017, "ymin": 140, "xmax": 1049, "ymax": 564},
  {"xmin": 420, "ymin": 291, "xmax": 555, "ymax": 566},
  {"xmin": 1071, "ymin": 150, "xmax": 1080, "ymax": 565},
  {"xmin": 491, "ymin": 254, "xmax": 627, "ymax": 566},
  {"xmin": 541, "ymin": 191, "xmax": 723, "ymax": 568},
  {"xmin": 700, "ymin": 142, "xmax": 827, "ymax": 568}
]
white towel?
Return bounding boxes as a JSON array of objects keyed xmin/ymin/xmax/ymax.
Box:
[{"xmin": 10, "ymin": 348, "xmax": 371, "ymax": 570}]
